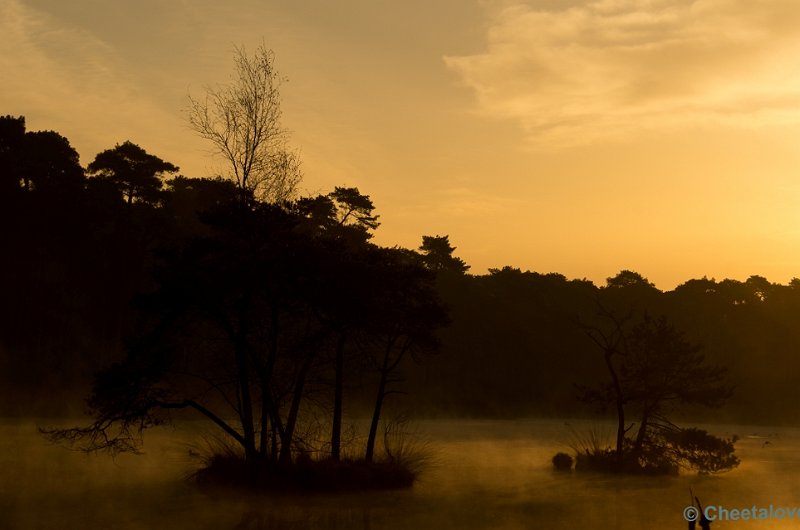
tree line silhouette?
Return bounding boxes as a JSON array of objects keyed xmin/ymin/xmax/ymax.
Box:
[
  {"xmin": 5, "ymin": 110, "xmax": 800, "ymax": 482},
  {"xmin": 413, "ymin": 267, "xmax": 800, "ymax": 424},
  {"xmin": 5, "ymin": 113, "xmax": 800, "ymax": 433}
]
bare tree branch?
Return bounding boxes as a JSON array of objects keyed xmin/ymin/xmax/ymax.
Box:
[{"xmin": 187, "ymin": 45, "xmax": 301, "ymax": 204}]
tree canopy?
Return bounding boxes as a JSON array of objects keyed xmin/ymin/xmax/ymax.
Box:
[
  {"xmin": 0, "ymin": 116, "xmax": 84, "ymax": 196},
  {"xmin": 87, "ymin": 141, "xmax": 178, "ymax": 205},
  {"xmin": 419, "ymin": 235, "xmax": 469, "ymax": 274}
]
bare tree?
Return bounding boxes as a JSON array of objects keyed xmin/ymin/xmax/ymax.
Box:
[{"xmin": 187, "ymin": 44, "xmax": 301, "ymax": 204}]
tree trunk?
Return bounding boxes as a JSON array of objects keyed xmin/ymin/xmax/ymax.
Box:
[
  {"xmin": 279, "ymin": 352, "xmax": 315, "ymax": 465},
  {"xmin": 365, "ymin": 369, "xmax": 387, "ymax": 464},
  {"xmin": 366, "ymin": 337, "xmax": 406, "ymax": 464},
  {"xmin": 614, "ymin": 397, "xmax": 626, "ymax": 468},
  {"xmin": 259, "ymin": 305, "xmax": 281, "ymax": 458},
  {"xmin": 259, "ymin": 412, "xmax": 270, "ymax": 457},
  {"xmin": 330, "ymin": 333, "xmax": 346, "ymax": 461},
  {"xmin": 604, "ymin": 350, "xmax": 626, "ymax": 471},
  {"xmin": 233, "ymin": 313, "xmax": 257, "ymax": 463},
  {"xmin": 633, "ymin": 406, "xmax": 649, "ymax": 457},
  {"xmin": 155, "ymin": 399, "xmax": 247, "ymax": 449},
  {"xmin": 271, "ymin": 426, "xmax": 279, "ymax": 463}
]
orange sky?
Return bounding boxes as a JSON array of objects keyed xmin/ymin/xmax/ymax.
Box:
[{"xmin": 4, "ymin": 0, "xmax": 800, "ymax": 289}]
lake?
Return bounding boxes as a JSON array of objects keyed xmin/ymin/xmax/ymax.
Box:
[{"xmin": 2, "ymin": 418, "xmax": 797, "ymax": 529}]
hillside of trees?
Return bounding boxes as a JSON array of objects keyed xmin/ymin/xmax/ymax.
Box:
[{"xmin": 3, "ymin": 113, "xmax": 800, "ymax": 431}]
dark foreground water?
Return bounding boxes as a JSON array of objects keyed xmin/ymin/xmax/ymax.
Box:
[{"xmin": 2, "ymin": 419, "xmax": 798, "ymax": 529}]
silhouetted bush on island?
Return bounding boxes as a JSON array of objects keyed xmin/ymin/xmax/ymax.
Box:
[
  {"xmin": 566, "ymin": 428, "xmax": 739, "ymax": 476},
  {"xmin": 191, "ymin": 436, "xmax": 422, "ymax": 492},
  {"xmin": 551, "ymin": 452, "xmax": 573, "ymax": 471},
  {"xmin": 664, "ymin": 428, "xmax": 740, "ymax": 475}
]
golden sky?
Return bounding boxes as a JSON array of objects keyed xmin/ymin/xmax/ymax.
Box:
[{"xmin": 4, "ymin": 0, "xmax": 800, "ymax": 289}]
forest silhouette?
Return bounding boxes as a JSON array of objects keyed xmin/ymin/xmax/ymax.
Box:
[
  {"xmin": 2, "ymin": 47, "xmax": 799, "ymax": 489},
  {"xmin": 3, "ymin": 113, "xmax": 800, "ymax": 428}
]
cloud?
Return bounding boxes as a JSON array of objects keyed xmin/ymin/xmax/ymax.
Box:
[{"xmin": 445, "ymin": 0, "xmax": 800, "ymax": 145}]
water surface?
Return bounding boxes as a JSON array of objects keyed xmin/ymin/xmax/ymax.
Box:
[{"xmin": 3, "ymin": 419, "xmax": 796, "ymax": 529}]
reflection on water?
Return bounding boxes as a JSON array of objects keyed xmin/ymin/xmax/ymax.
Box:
[{"xmin": 4, "ymin": 419, "xmax": 800, "ymax": 529}]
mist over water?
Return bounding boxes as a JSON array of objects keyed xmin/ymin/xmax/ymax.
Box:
[{"xmin": 4, "ymin": 419, "xmax": 798, "ymax": 529}]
